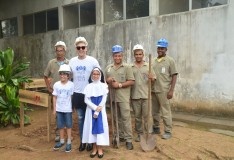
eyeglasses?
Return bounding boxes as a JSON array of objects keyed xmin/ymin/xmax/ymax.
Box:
[
  {"xmin": 76, "ymin": 46, "xmax": 86, "ymax": 50},
  {"xmin": 56, "ymin": 50, "xmax": 64, "ymax": 52},
  {"xmin": 59, "ymin": 72, "xmax": 69, "ymax": 75},
  {"xmin": 92, "ymin": 73, "xmax": 100, "ymax": 76}
]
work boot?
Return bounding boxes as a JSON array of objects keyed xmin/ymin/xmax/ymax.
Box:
[
  {"xmin": 126, "ymin": 142, "xmax": 133, "ymax": 150},
  {"xmin": 79, "ymin": 143, "xmax": 86, "ymax": 151},
  {"xmin": 86, "ymin": 143, "xmax": 93, "ymax": 151},
  {"xmin": 135, "ymin": 134, "xmax": 140, "ymax": 142},
  {"xmin": 120, "ymin": 137, "xmax": 126, "ymax": 142},
  {"xmin": 153, "ymin": 127, "xmax": 161, "ymax": 134},
  {"xmin": 161, "ymin": 132, "xmax": 172, "ymax": 139}
]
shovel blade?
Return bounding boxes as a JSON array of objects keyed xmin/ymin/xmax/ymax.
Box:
[{"xmin": 140, "ymin": 134, "xmax": 156, "ymax": 152}]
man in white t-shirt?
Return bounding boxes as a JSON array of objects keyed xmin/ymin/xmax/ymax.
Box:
[{"xmin": 69, "ymin": 37, "xmax": 100, "ymax": 152}]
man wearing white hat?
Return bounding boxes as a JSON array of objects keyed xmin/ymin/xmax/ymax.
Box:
[
  {"xmin": 44, "ymin": 41, "xmax": 69, "ymax": 142},
  {"xmin": 130, "ymin": 44, "xmax": 156, "ymax": 142},
  {"xmin": 69, "ymin": 36, "xmax": 100, "ymax": 152}
]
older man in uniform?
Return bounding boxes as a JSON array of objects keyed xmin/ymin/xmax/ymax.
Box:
[
  {"xmin": 151, "ymin": 38, "xmax": 178, "ymax": 139},
  {"xmin": 105, "ymin": 45, "xmax": 135, "ymax": 150}
]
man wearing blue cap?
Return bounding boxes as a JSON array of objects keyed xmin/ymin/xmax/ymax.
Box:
[
  {"xmin": 151, "ymin": 38, "xmax": 178, "ymax": 139},
  {"xmin": 105, "ymin": 45, "xmax": 135, "ymax": 150}
]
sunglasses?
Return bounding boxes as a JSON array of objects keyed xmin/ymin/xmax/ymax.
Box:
[{"xmin": 76, "ymin": 46, "xmax": 86, "ymax": 50}]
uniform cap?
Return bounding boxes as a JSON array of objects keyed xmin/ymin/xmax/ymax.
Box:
[{"xmin": 55, "ymin": 41, "xmax": 67, "ymax": 51}]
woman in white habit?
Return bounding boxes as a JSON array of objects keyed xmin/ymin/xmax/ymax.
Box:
[{"xmin": 82, "ymin": 67, "xmax": 109, "ymax": 158}]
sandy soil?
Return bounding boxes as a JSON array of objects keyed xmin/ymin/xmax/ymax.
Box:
[{"xmin": 0, "ymin": 105, "xmax": 234, "ymax": 160}]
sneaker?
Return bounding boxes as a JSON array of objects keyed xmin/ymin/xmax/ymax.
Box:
[
  {"xmin": 53, "ymin": 142, "xmax": 64, "ymax": 151},
  {"xmin": 55, "ymin": 135, "xmax": 60, "ymax": 142},
  {"xmin": 135, "ymin": 134, "xmax": 140, "ymax": 142},
  {"xmin": 161, "ymin": 132, "xmax": 172, "ymax": 139},
  {"xmin": 65, "ymin": 144, "xmax": 71, "ymax": 152},
  {"xmin": 153, "ymin": 127, "xmax": 161, "ymax": 134}
]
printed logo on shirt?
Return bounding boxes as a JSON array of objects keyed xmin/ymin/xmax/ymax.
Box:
[
  {"xmin": 76, "ymin": 66, "xmax": 86, "ymax": 82},
  {"xmin": 58, "ymin": 89, "xmax": 70, "ymax": 96}
]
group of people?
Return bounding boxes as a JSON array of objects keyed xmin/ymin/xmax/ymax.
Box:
[{"xmin": 44, "ymin": 36, "xmax": 178, "ymax": 158}]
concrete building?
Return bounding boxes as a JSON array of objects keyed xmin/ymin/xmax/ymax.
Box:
[{"xmin": 0, "ymin": 0, "xmax": 233, "ymax": 117}]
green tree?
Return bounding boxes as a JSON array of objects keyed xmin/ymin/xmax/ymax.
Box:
[{"xmin": 0, "ymin": 48, "xmax": 32, "ymax": 126}]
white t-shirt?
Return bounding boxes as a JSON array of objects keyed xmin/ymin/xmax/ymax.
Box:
[
  {"xmin": 69, "ymin": 55, "xmax": 100, "ymax": 94},
  {"xmin": 52, "ymin": 81, "xmax": 74, "ymax": 112}
]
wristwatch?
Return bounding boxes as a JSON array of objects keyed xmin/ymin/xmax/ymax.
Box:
[{"xmin": 118, "ymin": 83, "xmax": 122, "ymax": 88}]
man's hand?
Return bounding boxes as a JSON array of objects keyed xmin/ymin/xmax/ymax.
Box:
[{"xmin": 167, "ymin": 90, "xmax": 174, "ymax": 99}]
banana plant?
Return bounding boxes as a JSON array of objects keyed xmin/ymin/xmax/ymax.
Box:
[{"xmin": 0, "ymin": 48, "xmax": 32, "ymax": 126}]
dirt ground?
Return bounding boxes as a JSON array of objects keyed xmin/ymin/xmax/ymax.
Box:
[{"xmin": 0, "ymin": 105, "xmax": 234, "ymax": 160}]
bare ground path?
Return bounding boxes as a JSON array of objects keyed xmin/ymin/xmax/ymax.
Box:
[{"xmin": 0, "ymin": 106, "xmax": 234, "ymax": 160}]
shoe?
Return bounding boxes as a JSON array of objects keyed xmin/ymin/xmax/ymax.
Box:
[
  {"xmin": 153, "ymin": 127, "xmax": 161, "ymax": 134},
  {"xmin": 161, "ymin": 132, "xmax": 172, "ymax": 139},
  {"xmin": 126, "ymin": 142, "xmax": 133, "ymax": 150},
  {"xmin": 120, "ymin": 138, "xmax": 126, "ymax": 142},
  {"xmin": 65, "ymin": 144, "xmax": 71, "ymax": 152},
  {"xmin": 53, "ymin": 142, "xmax": 64, "ymax": 151},
  {"xmin": 98, "ymin": 153, "xmax": 104, "ymax": 158},
  {"xmin": 86, "ymin": 143, "xmax": 93, "ymax": 151},
  {"xmin": 135, "ymin": 134, "xmax": 140, "ymax": 142},
  {"xmin": 79, "ymin": 143, "xmax": 86, "ymax": 152},
  {"xmin": 54, "ymin": 135, "xmax": 60, "ymax": 142},
  {"xmin": 90, "ymin": 151, "xmax": 97, "ymax": 158}
]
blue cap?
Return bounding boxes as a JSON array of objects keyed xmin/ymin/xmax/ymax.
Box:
[
  {"xmin": 112, "ymin": 45, "xmax": 123, "ymax": 53},
  {"xmin": 156, "ymin": 38, "xmax": 168, "ymax": 48}
]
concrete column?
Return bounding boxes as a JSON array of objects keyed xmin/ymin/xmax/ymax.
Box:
[
  {"xmin": 96, "ymin": 0, "xmax": 103, "ymax": 25},
  {"xmin": 149, "ymin": 0, "xmax": 159, "ymax": 16},
  {"xmin": 189, "ymin": 0, "xmax": 192, "ymax": 11},
  {"xmin": 58, "ymin": 6, "xmax": 64, "ymax": 30},
  {"xmin": 17, "ymin": 15, "xmax": 23, "ymax": 36}
]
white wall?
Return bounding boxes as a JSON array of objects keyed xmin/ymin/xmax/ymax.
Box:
[{"xmin": 0, "ymin": 0, "xmax": 233, "ymax": 117}]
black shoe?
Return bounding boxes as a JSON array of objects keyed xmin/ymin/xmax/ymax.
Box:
[
  {"xmin": 153, "ymin": 127, "xmax": 161, "ymax": 134},
  {"xmin": 98, "ymin": 153, "xmax": 104, "ymax": 158},
  {"xmin": 120, "ymin": 138, "xmax": 126, "ymax": 142},
  {"xmin": 90, "ymin": 151, "xmax": 97, "ymax": 158},
  {"xmin": 126, "ymin": 142, "xmax": 133, "ymax": 150},
  {"xmin": 79, "ymin": 143, "xmax": 86, "ymax": 152},
  {"xmin": 86, "ymin": 143, "xmax": 93, "ymax": 151}
]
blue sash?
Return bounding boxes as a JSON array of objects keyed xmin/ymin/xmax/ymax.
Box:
[{"xmin": 90, "ymin": 96, "xmax": 104, "ymax": 134}]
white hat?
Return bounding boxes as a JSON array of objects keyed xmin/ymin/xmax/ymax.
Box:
[
  {"xmin": 133, "ymin": 44, "xmax": 144, "ymax": 52},
  {"xmin": 74, "ymin": 36, "xmax": 88, "ymax": 46},
  {"xmin": 58, "ymin": 64, "xmax": 71, "ymax": 73},
  {"xmin": 55, "ymin": 41, "xmax": 67, "ymax": 51}
]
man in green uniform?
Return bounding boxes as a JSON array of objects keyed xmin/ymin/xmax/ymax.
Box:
[
  {"xmin": 130, "ymin": 44, "xmax": 155, "ymax": 142},
  {"xmin": 105, "ymin": 45, "xmax": 135, "ymax": 150},
  {"xmin": 151, "ymin": 38, "xmax": 178, "ymax": 139},
  {"xmin": 44, "ymin": 41, "xmax": 69, "ymax": 142}
]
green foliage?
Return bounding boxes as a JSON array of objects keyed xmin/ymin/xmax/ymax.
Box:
[{"xmin": 0, "ymin": 48, "xmax": 32, "ymax": 126}]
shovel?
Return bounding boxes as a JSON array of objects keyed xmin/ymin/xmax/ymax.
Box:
[
  {"xmin": 109, "ymin": 85, "xmax": 119, "ymax": 148},
  {"xmin": 140, "ymin": 54, "xmax": 156, "ymax": 151}
]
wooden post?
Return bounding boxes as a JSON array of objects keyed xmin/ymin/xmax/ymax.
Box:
[
  {"xmin": 20, "ymin": 102, "xmax": 24, "ymax": 134},
  {"xmin": 47, "ymin": 96, "xmax": 52, "ymax": 142}
]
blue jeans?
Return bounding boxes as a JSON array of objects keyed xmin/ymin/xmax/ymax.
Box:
[
  {"xmin": 56, "ymin": 112, "xmax": 72, "ymax": 129},
  {"xmin": 76, "ymin": 108, "xmax": 86, "ymax": 141}
]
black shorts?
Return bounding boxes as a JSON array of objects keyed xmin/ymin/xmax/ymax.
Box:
[{"xmin": 72, "ymin": 93, "xmax": 87, "ymax": 109}]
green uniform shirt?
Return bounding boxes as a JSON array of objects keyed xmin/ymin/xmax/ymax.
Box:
[
  {"xmin": 152, "ymin": 55, "xmax": 178, "ymax": 93},
  {"xmin": 44, "ymin": 58, "xmax": 69, "ymax": 87},
  {"xmin": 131, "ymin": 62, "xmax": 156, "ymax": 99},
  {"xmin": 105, "ymin": 63, "xmax": 135, "ymax": 102}
]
